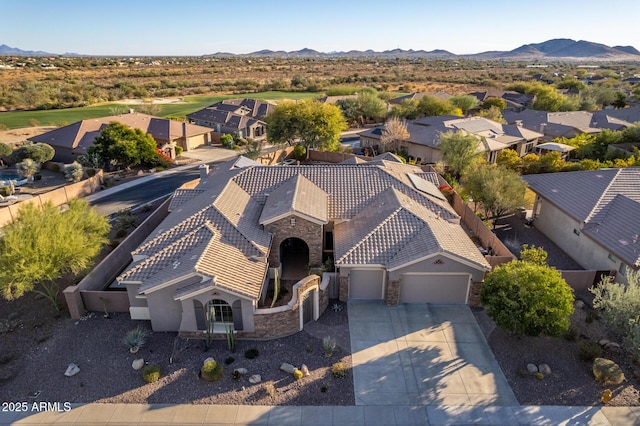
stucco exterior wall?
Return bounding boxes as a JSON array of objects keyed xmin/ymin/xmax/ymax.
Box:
[
  {"xmin": 265, "ymin": 215, "xmax": 323, "ymax": 267},
  {"xmin": 147, "ymin": 285, "xmax": 183, "ymax": 332},
  {"xmin": 534, "ymin": 197, "xmax": 624, "ymax": 274},
  {"xmin": 180, "ymin": 133, "xmax": 210, "ymax": 151},
  {"xmin": 388, "ymin": 254, "xmax": 486, "ymax": 282},
  {"xmin": 180, "ymin": 287, "xmax": 255, "ymax": 333},
  {"xmin": 400, "ymin": 143, "xmax": 441, "ymax": 164}
]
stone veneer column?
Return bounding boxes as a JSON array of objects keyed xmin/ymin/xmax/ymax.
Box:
[
  {"xmin": 385, "ymin": 280, "xmax": 400, "ymax": 306},
  {"xmin": 339, "ymin": 276, "xmax": 349, "ymax": 302},
  {"xmin": 468, "ymin": 281, "xmax": 483, "ymax": 307}
]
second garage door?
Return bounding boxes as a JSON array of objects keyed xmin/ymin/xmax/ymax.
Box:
[
  {"xmin": 400, "ymin": 273, "xmax": 470, "ymax": 304},
  {"xmin": 349, "ymin": 269, "xmax": 385, "ymax": 299}
]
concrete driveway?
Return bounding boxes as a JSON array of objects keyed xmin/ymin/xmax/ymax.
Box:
[{"xmin": 348, "ymin": 301, "xmax": 517, "ymax": 407}]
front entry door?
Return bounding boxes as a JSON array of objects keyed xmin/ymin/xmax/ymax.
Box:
[{"xmin": 302, "ymin": 291, "xmax": 314, "ymax": 324}]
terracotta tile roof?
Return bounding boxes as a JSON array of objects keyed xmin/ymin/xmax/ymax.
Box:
[{"xmin": 259, "ymin": 174, "xmax": 328, "ymax": 225}]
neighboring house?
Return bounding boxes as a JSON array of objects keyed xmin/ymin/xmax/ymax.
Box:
[
  {"xmin": 117, "ymin": 157, "xmax": 490, "ymax": 336},
  {"xmin": 524, "ymin": 168, "xmax": 640, "ymax": 283},
  {"xmin": 535, "ymin": 142, "xmax": 576, "ymax": 160},
  {"xmin": 504, "ymin": 107, "xmax": 640, "ymax": 140},
  {"xmin": 467, "ymin": 90, "xmax": 535, "ymax": 112},
  {"xmin": 186, "ymin": 98, "xmax": 275, "ymax": 140},
  {"xmin": 358, "ymin": 116, "xmax": 542, "ymax": 164},
  {"xmin": 30, "ymin": 111, "xmax": 213, "ymax": 163}
]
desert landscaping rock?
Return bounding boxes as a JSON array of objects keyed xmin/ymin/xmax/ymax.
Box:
[
  {"xmin": 233, "ymin": 368, "xmax": 248, "ymax": 375},
  {"xmin": 599, "ymin": 339, "xmax": 610, "ymax": 346},
  {"xmin": 301, "ymin": 364, "xmax": 310, "ymax": 376},
  {"xmin": 593, "ymin": 358, "xmax": 625, "ymax": 385},
  {"xmin": 605, "ymin": 342, "xmax": 621, "ymax": 351},
  {"xmin": 203, "ymin": 357, "xmax": 214, "ymax": 365},
  {"xmin": 64, "ymin": 363, "xmax": 80, "ymax": 377},
  {"xmin": 132, "ymin": 359, "xmax": 144, "ymax": 370},
  {"xmin": 574, "ymin": 300, "xmax": 585, "ymax": 309},
  {"xmin": 527, "ymin": 363, "xmax": 538, "ymax": 374},
  {"xmin": 280, "ymin": 362, "xmax": 296, "ymax": 374},
  {"xmin": 248, "ymin": 374, "xmax": 261, "ymax": 384},
  {"xmin": 539, "ymin": 363, "xmax": 552, "ymax": 375}
]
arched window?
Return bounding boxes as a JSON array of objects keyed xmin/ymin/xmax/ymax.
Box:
[{"xmin": 206, "ymin": 299, "xmax": 233, "ymax": 323}]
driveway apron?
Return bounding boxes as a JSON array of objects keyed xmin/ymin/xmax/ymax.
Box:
[{"xmin": 348, "ymin": 300, "xmax": 517, "ymax": 407}]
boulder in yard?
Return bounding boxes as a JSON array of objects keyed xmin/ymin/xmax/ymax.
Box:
[
  {"xmin": 593, "ymin": 358, "xmax": 624, "ymax": 385},
  {"xmin": 526, "ymin": 364, "xmax": 538, "ymax": 374},
  {"xmin": 538, "ymin": 364, "xmax": 552, "ymax": 375},
  {"xmin": 132, "ymin": 359, "xmax": 144, "ymax": 370},
  {"xmin": 248, "ymin": 374, "xmax": 261, "ymax": 384},
  {"xmin": 64, "ymin": 363, "xmax": 80, "ymax": 377}
]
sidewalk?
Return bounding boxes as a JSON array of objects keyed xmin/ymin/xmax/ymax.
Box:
[{"xmin": 2, "ymin": 403, "xmax": 638, "ymax": 425}]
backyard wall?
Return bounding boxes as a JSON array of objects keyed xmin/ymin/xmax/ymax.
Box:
[
  {"xmin": 308, "ymin": 150, "xmax": 359, "ymax": 163},
  {"xmin": 64, "ymin": 197, "xmax": 172, "ymax": 319},
  {"xmin": 0, "ymin": 171, "xmax": 103, "ymax": 227},
  {"xmin": 258, "ymin": 146, "xmax": 295, "ymax": 165}
]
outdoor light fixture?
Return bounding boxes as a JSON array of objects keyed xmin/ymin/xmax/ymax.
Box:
[{"xmin": 290, "ymin": 218, "xmax": 296, "ymax": 226}]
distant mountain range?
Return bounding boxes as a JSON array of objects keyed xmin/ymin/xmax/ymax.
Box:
[{"xmin": 2, "ymin": 39, "xmax": 639, "ymax": 60}]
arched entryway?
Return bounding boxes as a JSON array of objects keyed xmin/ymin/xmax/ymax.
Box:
[{"xmin": 280, "ymin": 237, "xmax": 309, "ymax": 280}]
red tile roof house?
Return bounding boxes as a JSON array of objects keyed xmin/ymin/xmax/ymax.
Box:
[
  {"xmin": 116, "ymin": 158, "xmax": 491, "ymax": 338},
  {"xmin": 186, "ymin": 99, "xmax": 275, "ymax": 141},
  {"xmin": 29, "ymin": 112, "xmax": 214, "ymax": 163},
  {"xmin": 524, "ymin": 168, "xmax": 640, "ymax": 284}
]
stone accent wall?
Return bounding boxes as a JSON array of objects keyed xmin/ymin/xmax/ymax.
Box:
[
  {"xmin": 468, "ymin": 281, "xmax": 483, "ymax": 307},
  {"xmin": 265, "ymin": 215, "xmax": 323, "ymax": 267},
  {"xmin": 339, "ymin": 275, "xmax": 349, "ymax": 302},
  {"xmin": 385, "ymin": 280, "xmax": 400, "ymax": 306}
]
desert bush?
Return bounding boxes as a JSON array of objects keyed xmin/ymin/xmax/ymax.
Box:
[
  {"xmin": 64, "ymin": 162, "xmax": 83, "ymax": 182},
  {"xmin": 293, "ymin": 144, "xmax": 306, "ymax": 161},
  {"xmin": 142, "ymin": 365, "xmax": 161, "ymax": 383},
  {"xmin": 564, "ymin": 325, "xmax": 580, "ymax": 342},
  {"xmin": 323, "ymin": 336, "xmax": 336, "ymax": 356},
  {"xmin": 115, "ymin": 228, "xmax": 127, "ymax": 239},
  {"xmin": 578, "ymin": 340, "xmax": 603, "ymax": 362},
  {"xmin": 263, "ymin": 381, "xmax": 276, "ymax": 397},
  {"xmin": 244, "ymin": 348, "xmax": 259, "ymax": 359},
  {"xmin": 170, "ymin": 337, "xmax": 190, "ymax": 364},
  {"xmin": 224, "ymin": 356, "xmax": 235, "ymax": 365},
  {"xmin": 123, "ymin": 326, "xmax": 149, "ymax": 352},
  {"xmin": 201, "ymin": 360, "xmax": 223, "ymax": 382},
  {"xmin": 590, "ymin": 272, "xmax": 640, "ymax": 361},
  {"xmin": 293, "ymin": 369, "xmax": 303, "ymax": 380},
  {"xmin": 175, "ymin": 146, "xmax": 183, "ymax": 157},
  {"xmin": 332, "ymin": 361, "xmax": 347, "ymax": 378}
]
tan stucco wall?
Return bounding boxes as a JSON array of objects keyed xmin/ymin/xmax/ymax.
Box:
[{"xmin": 534, "ymin": 197, "xmax": 623, "ymax": 276}]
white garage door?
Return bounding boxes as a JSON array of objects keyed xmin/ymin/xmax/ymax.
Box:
[
  {"xmin": 349, "ymin": 269, "xmax": 385, "ymax": 299},
  {"xmin": 400, "ymin": 273, "xmax": 470, "ymax": 304}
]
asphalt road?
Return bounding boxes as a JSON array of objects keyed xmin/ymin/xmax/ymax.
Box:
[{"xmin": 89, "ymin": 168, "xmax": 200, "ymax": 216}]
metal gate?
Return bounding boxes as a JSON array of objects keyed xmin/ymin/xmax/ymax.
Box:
[{"xmin": 302, "ymin": 290, "xmax": 314, "ymax": 324}]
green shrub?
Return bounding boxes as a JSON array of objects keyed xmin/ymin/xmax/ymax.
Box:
[
  {"xmin": 142, "ymin": 365, "xmax": 161, "ymax": 383},
  {"xmin": 323, "ymin": 336, "xmax": 336, "ymax": 356},
  {"xmin": 175, "ymin": 146, "xmax": 183, "ymax": 157},
  {"xmin": 590, "ymin": 272, "xmax": 640, "ymax": 361},
  {"xmin": 34, "ymin": 173, "xmax": 42, "ymax": 181},
  {"xmin": 0, "ymin": 186, "xmax": 8, "ymax": 197},
  {"xmin": 578, "ymin": 340, "xmax": 602, "ymax": 362},
  {"xmin": 535, "ymin": 372, "xmax": 544, "ymax": 380},
  {"xmin": 86, "ymin": 168, "xmax": 96, "ymax": 178},
  {"xmin": 332, "ymin": 361, "xmax": 347, "ymax": 378},
  {"xmin": 49, "ymin": 163, "xmax": 60, "ymax": 173},
  {"xmin": 115, "ymin": 228, "xmax": 127, "ymax": 239},
  {"xmin": 200, "ymin": 360, "xmax": 223, "ymax": 382},
  {"xmin": 155, "ymin": 166, "xmax": 165, "ymax": 172},
  {"xmin": 244, "ymin": 348, "xmax": 259, "ymax": 359},
  {"xmin": 293, "ymin": 144, "xmax": 307, "ymax": 161},
  {"xmin": 564, "ymin": 326, "xmax": 579, "ymax": 342},
  {"xmin": 224, "ymin": 356, "xmax": 235, "ymax": 365},
  {"xmin": 293, "ymin": 369, "xmax": 303, "ymax": 380}
]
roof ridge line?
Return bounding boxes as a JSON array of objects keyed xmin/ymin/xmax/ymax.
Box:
[
  {"xmin": 210, "ymin": 202, "xmax": 267, "ymax": 256},
  {"xmin": 120, "ymin": 223, "xmax": 213, "ymax": 281},
  {"xmin": 133, "ymin": 203, "xmax": 215, "ymax": 255},
  {"xmin": 585, "ymin": 169, "xmax": 622, "ymax": 223}
]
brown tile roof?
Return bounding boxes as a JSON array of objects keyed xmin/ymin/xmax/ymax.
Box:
[
  {"xmin": 334, "ymin": 188, "xmax": 489, "ymax": 269},
  {"xmin": 122, "ymin": 158, "xmax": 490, "ymax": 299},
  {"xmin": 259, "ymin": 174, "xmax": 328, "ymax": 225},
  {"xmin": 30, "ymin": 112, "xmax": 213, "ymax": 153}
]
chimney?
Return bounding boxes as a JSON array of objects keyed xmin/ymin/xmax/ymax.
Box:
[
  {"xmin": 515, "ymin": 120, "xmax": 523, "ymax": 127},
  {"xmin": 199, "ymin": 164, "xmax": 210, "ymax": 180},
  {"xmin": 182, "ymin": 122, "xmax": 187, "ymax": 138},
  {"xmin": 539, "ymin": 123, "xmax": 547, "ymax": 134}
]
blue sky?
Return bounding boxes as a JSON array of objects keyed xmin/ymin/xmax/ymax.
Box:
[{"xmin": 1, "ymin": 0, "xmax": 639, "ymax": 56}]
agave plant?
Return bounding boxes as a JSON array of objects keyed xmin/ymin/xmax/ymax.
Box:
[{"xmin": 123, "ymin": 326, "xmax": 150, "ymax": 353}]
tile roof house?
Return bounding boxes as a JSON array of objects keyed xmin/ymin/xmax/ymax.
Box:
[
  {"xmin": 467, "ymin": 90, "xmax": 535, "ymax": 112},
  {"xmin": 388, "ymin": 91, "xmax": 452, "ymax": 105},
  {"xmin": 29, "ymin": 112, "xmax": 214, "ymax": 163},
  {"xmin": 186, "ymin": 98, "xmax": 275, "ymax": 141},
  {"xmin": 504, "ymin": 107, "xmax": 640, "ymax": 140},
  {"xmin": 117, "ymin": 158, "xmax": 490, "ymax": 336},
  {"xmin": 358, "ymin": 116, "xmax": 543, "ymax": 164},
  {"xmin": 524, "ymin": 168, "xmax": 640, "ymax": 283}
]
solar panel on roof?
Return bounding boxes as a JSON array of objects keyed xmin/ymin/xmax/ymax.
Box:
[{"xmin": 407, "ymin": 173, "xmax": 447, "ymax": 201}]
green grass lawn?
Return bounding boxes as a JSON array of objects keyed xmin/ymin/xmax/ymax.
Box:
[{"xmin": 0, "ymin": 91, "xmax": 321, "ymax": 130}]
